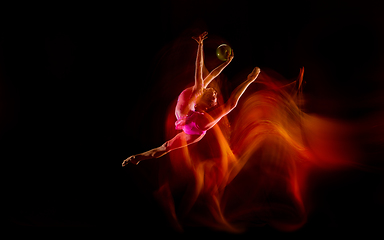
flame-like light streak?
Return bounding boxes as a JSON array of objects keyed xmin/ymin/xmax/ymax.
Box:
[{"xmin": 152, "ymin": 64, "xmax": 383, "ymax": 233}]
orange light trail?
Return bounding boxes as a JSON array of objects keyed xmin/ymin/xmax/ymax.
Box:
[
  {"xmin": 153, "ymin": 68, "xmax": 314, "ymax": 232},
  {"xmin": 151, "ymin": 64, "xmax": 383, "ymax": 233}
]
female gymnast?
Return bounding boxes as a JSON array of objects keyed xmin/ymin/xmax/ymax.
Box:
[{"xmin": 122, "ymin": 32, "xmax": 260, "ymax": 166}]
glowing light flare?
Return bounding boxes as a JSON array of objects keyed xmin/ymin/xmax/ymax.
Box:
[
  {"xmin": 154, "ymin": 67, "xmax": 374, "ymax": 233},
  {"xmin": 225, "ymin": 73, "xmax": 309, "ymax": 231}
]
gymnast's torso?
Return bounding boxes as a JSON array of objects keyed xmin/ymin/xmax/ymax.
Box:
[{"xmin": 175, "ymin": 87, "xmax": 206, "ymax": 136}]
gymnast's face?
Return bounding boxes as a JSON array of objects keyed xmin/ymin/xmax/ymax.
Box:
[{"xmin": 197, "ymin": 88, "xmax": 218, "ymax": 111}]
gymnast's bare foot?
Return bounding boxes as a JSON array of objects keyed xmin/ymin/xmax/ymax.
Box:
[
  {"xmin": 122, "ymin": 155, "xmax": 140, "ymax": 167},
  {"xmin": 247, "ymin": 67, "xmax": 261, "ymax": 81}
]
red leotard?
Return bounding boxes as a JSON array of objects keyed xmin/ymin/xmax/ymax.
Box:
[{"xmin": 175, "ymin": 88, "xmax": 206, "ymax": 136}]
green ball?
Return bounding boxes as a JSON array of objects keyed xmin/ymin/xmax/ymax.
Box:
[{"xmin": 216, "ymin": 44, "xmax": 232, "ymax": 61}]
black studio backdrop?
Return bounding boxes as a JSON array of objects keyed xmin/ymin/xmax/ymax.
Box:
[{"xmin": 3, "ymin": 0, "xmax": 384, "ymax": 234}]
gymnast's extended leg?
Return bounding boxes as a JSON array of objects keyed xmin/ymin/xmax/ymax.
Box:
[{"xmin": 122, "ymin": 132, "xmax": 205, "ymax": 166}]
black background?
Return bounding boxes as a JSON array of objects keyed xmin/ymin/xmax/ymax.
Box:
[{"xmin": 3, "ymin": 0, "xmax": 384, "ymax": 235}]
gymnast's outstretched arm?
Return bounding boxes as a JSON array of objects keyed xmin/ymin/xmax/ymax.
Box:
[
  {"xmin": 192, "ymin": 32, "xmax": 234, "ymax": 89},
  {"xmin": 203, "ymin": 49, "xmax": 234, "ymax": 88},
  {"xmin": 192, "ymin": 31, "xmax": 208, "ymax": 92}
]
